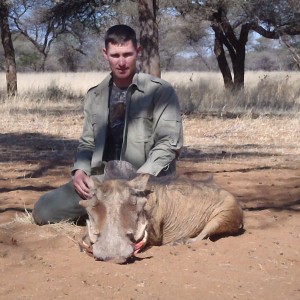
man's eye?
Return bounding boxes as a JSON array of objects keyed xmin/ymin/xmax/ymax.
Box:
[{"xmin": 124, "ymin": 53, "xmax": 133, "ymax": 58}]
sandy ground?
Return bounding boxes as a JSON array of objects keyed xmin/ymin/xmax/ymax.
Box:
[{"xmin": 0, "ymin": 116, "xmax": 299, "ymax": 300}]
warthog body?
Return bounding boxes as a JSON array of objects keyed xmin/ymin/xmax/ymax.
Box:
[{"xmin": 80, "ymin": 161, "xmax": 243, "ymax": 263}]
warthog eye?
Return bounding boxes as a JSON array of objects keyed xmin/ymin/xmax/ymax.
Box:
[
  {"xmin": 126, "ymin": 232, "xmax": 135, "ymax": 242},
  {"xmin": 130, "ymin": 189, "xmax": 151, "ymax": 198}
]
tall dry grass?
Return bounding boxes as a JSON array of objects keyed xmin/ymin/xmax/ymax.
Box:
[
  {"xmin": 164, "ymin": 71, "xmax": 300, "ymax": 115},
  {"xmin": 1, "ymin": 71, "xmax": 299, "ymax": 116},
  {"xmin": 0, "ymin": 71, "xmax": 299, "ymax": 139}
]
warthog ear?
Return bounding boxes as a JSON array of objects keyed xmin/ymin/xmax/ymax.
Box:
[{"xmin": 128, "ymin": 174, "xmax": 150, "ymax": 192}]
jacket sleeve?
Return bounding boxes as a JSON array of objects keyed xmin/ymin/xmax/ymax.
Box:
[
  {"xmin": 137, "ymin": 83, "xmax": 183, "ymax": 176},
  {"xmin": 71, "ymin": 95, "xmax": 95, "ymax": 176}
]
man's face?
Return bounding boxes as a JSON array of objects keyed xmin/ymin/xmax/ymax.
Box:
[{"xmin": 103, "ymin": 40, "xmax": 141, "ymax": 87}]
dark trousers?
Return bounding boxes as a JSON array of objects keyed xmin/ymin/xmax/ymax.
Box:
[{"xmin": 32, "ymin": 181, "xmax": 87, "ymax": 225}]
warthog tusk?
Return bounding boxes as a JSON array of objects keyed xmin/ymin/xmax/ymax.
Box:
[
  {"xmin": 134, "ymin": 230, "xmax": 148, "ymax": 255},
  {"xmin": 79, "ymin": 240, "xmax": 94, "ymax": 257}
]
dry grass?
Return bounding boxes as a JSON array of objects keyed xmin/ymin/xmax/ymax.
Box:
[
  {"xmin": 0, "ymin": 96, "xmax": 83, "ymax": 138},
  {"xmin": 183, "ymin": 115, "xmax": 300, "ymax": 157},
  {"xmin": 13, "ymin": 209, "xmax": 35, "ymax": 224},
  {"xmin": 45, "ymin": 220, "xmax": 83, "ymax": 241},
  {"xmin": 0, "ymin": 72, "xmax": 107, "ymax": 95},
  {"xmin": 0, "ymin": 71, "xmax": 299, "ymax": 131},
  {"xmin": 0, "ymin": 211, "xmax": 82, "ymax": 242},
  {"xmin": 165, "ymin": 71, "xmax": 300, "ymax": 115},
  {"xmin": 1, "ymin": 71, "xmax": 300, "ymax": 116},
  {"xmin": 0, "ymin": 71, "xmax": 299, "ymax": 154},
  {"xmin": 2, "ymin": 70, "xmax": 299, "ymax": 91}
]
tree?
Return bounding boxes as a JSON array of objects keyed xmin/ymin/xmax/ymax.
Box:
[
  {"xmin": 10, "ymin": 0, "xmax": 69, "ymax": 71},
  {"xmin": 170, "ymin": 0, "xmax": 300, "ymax": 90},
  {"xmin": 246, "ymin": 0, "xmax": 300, "ymax": 69},
  {"xmin": 158, "ymin": 4, "xmax": 211, "ymax": 71},
  {"xmin": 138, "ymin": 0, "xmax": 161, "ymax": 77},
  {"xmin": 280, "ymin": 36, "xmax": 300, "ymax": 69},
  {"xmin": 0, "ymin": 0, "xmax": 17, "ymax": 96},
  {"xmin": 210, "ymin": 6, "xmax": 250, "ymax": 90}
]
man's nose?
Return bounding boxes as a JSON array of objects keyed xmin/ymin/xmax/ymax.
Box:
[{"xmin": 118, "ymin": 56, "xmax": 126, "ymax": 65}]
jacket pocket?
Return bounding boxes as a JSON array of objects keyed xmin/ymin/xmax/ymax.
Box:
[
  {"xmin": 129, "ymin": 94, "xmax": 154, "ymax": 119},
  {"xmin": 128, "ymin": 113, "xmax": 153, "ymax": 142}
]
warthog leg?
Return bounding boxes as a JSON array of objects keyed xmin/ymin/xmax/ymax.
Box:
[
  {"xmin": 186, "ymin": 213, "xmax": 241, "ymax": 244},
  {"xmin": 186, "ymin": 219, "xmax": 220, "ymax": 244}
]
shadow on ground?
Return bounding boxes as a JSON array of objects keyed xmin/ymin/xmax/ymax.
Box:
[{"xmin": 0, "ymin": 132, "xmax": 300, "ymax": 216}]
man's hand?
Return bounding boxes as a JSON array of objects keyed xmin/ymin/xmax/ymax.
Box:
[{"xmin": 73, "ymin": 170, "xmax": 91, "ymax": 199}]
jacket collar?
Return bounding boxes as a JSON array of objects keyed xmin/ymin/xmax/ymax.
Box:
[
  {"xmin": 108, "ymin": 71, "xmax": 145, "ymax": 93},
  {"xmin": 132, "ymin": 72, "xmax": 145, "ymax": 93}
]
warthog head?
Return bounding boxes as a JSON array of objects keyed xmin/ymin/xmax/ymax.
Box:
[{"xmin": 80, "ymin": 163, "xmax": 150, "ymax": 264}]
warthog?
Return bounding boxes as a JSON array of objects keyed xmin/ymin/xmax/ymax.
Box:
[{"xmin": 79, "ymin": 161, "xmax": 243, "ymax": 264}]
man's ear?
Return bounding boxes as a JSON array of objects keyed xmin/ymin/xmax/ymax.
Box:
[{"xmin": 102, "ymin": 47, "xmax": 108, "ymax": 60}]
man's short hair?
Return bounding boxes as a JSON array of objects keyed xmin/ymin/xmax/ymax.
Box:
[{"xmin": 104, "ymin": 24, "xmax": 137, "ymax": 49}]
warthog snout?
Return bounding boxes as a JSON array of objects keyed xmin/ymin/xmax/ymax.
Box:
[{"xmin": 92, "ymin": 241, "xmax": 135, "ymax": 264}]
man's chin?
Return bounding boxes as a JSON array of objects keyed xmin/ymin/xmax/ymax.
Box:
[{"xmin": 114, "ymin": 71, "xmax": 134, "ymax": 83}]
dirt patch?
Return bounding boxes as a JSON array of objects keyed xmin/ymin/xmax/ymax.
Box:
[{"xmin": 0, "ymin": 117, "xmax": 300, "ymax": 299}]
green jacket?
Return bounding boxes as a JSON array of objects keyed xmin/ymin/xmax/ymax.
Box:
[{"xmin": 71, "ymin": 72, "xmax": 183, "ymax": 176}]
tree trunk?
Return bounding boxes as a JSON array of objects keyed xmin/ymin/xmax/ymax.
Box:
[
  {"xmin": 232, "ymin": 45, "xmax": 246, "ymax": 91},
  {"xmin": 0, "ymin": 0, "xmax": 17, "ymax": 97},
  {"xmin": 232, "ymin": 25, "xmax": 249, "ymax": 91},
  {"xmin": 211, "ymin": 10, "xmax": 251, "ymax": 92},
  {"xmin": 212, "ymin": 25, "xmax": 233, "ymax": 90},
  {"xmin": 138, "ymin": 0, "xmax": 161, "ymax": 77}
]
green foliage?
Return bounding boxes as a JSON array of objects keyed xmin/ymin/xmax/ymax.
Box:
[{"xmin": 18, "ymin": 52, "xmax": 41, "ymax": 71}]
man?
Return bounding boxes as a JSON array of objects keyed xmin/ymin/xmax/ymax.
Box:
[{"xmin": 33, "ymin": 24, "xmax": 183, "ymax": 225}]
